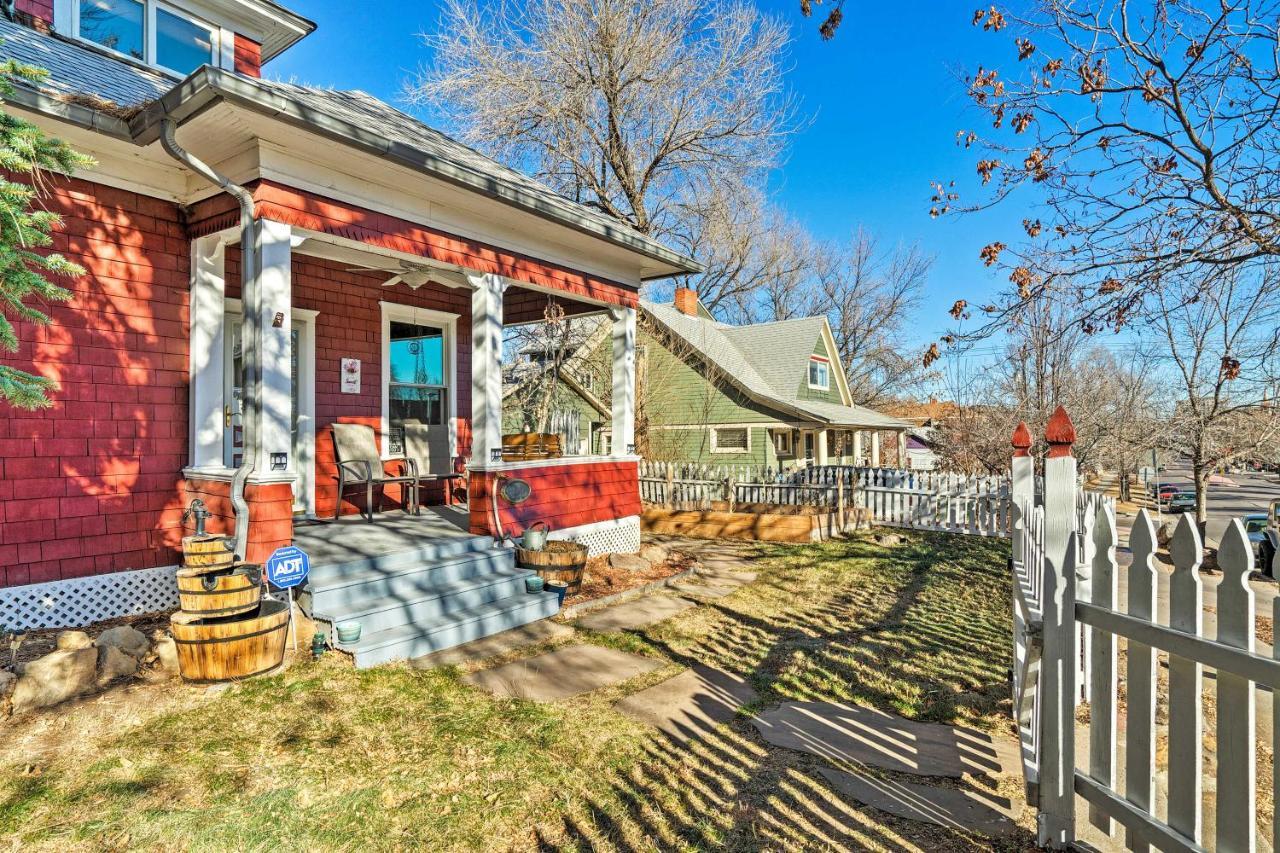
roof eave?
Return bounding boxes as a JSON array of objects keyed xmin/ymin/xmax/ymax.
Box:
[
  {"xmin": 130, "ymin": 69, "xmax": 701, "ymax": 278},
  {"xmin": 5, "ymin": 84, "xmax": 134, "ymax": 141}
]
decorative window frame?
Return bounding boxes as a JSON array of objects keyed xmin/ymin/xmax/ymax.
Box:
[
  {"xmin": 57, "ymin": 0, "xmax": 235, "ymax": 76},
  {"xmin": 807, "ymin": 356, "xmax": 831, "ymax": 390},
  {"xmin": 711, "ymin": 426, "xmax": 751, "ymax": 454},
  {"xmin": 379, "ymin": 301, "xmax": 459, "ymax": 461}
]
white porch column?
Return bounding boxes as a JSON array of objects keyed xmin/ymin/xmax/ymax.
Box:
[
  {"xmin": 609, "ymin": 305, "xmax": 637, "ymax": 456},
  {"xmin": 816, "ymin": 428, "xmax": 829, "ymax": 466},
  {"xmin": 470, "ymin": 273, "xmax": 508, "ymax": 464},
  {"xmin": 870, "ymin": 431, "xmax": 882, "ymax": 467},
  {"xmin": 853, "ymin": 430, "xmax": 864, "ymax": 465},
  {"xmin": 188, "ymin": 233, "xmax": 227, "ymax": 471},
  {"xmin": 255, "ymin": 219, "xmax": 293, "ymax": 476}
]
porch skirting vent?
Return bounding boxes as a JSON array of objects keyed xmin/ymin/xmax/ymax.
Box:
[
  {"xmin": 549, "ymin": 515, "xmax": 641, "ymax": 558},
  {"xmin": 0, "ymin": 565, "xmax": 181, "ymax": 631}
]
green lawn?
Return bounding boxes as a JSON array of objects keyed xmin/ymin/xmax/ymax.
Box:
[{"xmin": 0, "ymin": 530, "xmax": 1034, "ymax": 851}]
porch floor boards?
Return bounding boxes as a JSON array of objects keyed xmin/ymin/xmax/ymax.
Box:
[{"xmin": 293, "ymin": 506, "xmax": 478, "ymax": 568}]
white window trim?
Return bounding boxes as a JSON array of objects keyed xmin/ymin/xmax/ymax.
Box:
[
  {"xmin": 772, "ymin": 429, "xmax": 793, "ymax": 455},
  {"xmin": 807, "ymin": 356, "xmax": 831, "ymax": 391},
  {"xmin": 710, "ymin": 426, "xmax": 751, "ymax": 455},
  {"xmin": 60, "ymin": 0, "xmax": 224, "ymax": 76},
  {"xmin": 380, "ymin": 301, "xmax": 459, "ymax": 461}
]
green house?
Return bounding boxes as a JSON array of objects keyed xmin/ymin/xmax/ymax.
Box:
[{"xmin": 504, "ymin": 289, "xmax": 910, "ymax": 469}]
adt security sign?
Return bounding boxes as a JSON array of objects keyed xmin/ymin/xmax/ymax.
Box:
[{"xmin": 265, "ymin": 545, "xmax": 309, "ymax": 589}]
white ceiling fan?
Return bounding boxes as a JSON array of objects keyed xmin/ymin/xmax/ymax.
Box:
[{"xmin": 346, "ymin": 260, "xmax": 441, "ymax": 290}]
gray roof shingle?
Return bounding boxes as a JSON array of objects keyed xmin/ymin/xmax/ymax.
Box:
[{"xmin": 643, "ymin": 301, "xmax": 908, "ymax": 429}]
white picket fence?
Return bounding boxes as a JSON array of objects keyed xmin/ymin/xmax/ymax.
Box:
[
  {"xmin": 639, "ymin": 460, "xmax": 1012, "ymax": 537},
  {"xmin": 1011, "ymin": 409, "xmax": 1278, "ymax": 850}
]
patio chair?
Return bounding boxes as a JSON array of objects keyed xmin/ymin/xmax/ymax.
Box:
[
  {"xmin": 402, "ymin": 420, "xmax": 465, "ymax": 510},
  {"xmin": 332, "ymin": 423, "xmax": 419, "ymax": 521}
]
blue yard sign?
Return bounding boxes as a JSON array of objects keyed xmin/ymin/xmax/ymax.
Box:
[{"xmin": 265, "ymin": 545, "xmax": 310, "ymax": 590}]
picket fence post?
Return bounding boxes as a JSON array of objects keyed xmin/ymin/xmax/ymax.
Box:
[{"xmin": 1038, "ymin": 406, "xmax": 1077, "ymax": 848}]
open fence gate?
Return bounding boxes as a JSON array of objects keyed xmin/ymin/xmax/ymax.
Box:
[{"xmin": 1010, "ymin": 407, "xmax": 1279, "ymax": 851}]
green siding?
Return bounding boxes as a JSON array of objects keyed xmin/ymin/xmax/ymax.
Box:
[
  {"xmin": 502, "ymin": 381, "xmax": 602, "ymax": 454},
  {"xmin": 642, "ymin": 331, "xmax": 794, "ymax": 426},
  {"xmin": 649, "ymin": 425, "xmax": 780, "ymax": 466},
  {"xmin": 794, "ymin": 334, "xmax": 845, "ymax": 405}
]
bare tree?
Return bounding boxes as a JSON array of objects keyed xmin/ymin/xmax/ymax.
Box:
[
  {"xmin": 1148, "ymin": 263, "xmax": 1280, "ymax": 524},
  {"xmin": 410, "ymin": 0, "xmax": 794, "ymax": 240},
  {"xmin": 930, "ymin": 1, "xmax": 1280, "ymax": 356}
]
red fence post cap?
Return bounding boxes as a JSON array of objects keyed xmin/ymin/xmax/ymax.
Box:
[
  {"xmin": 1012, "ymin": 422, "xmax": 1032, "ymax": 457},
  {"xmin": 1045, "ymin": 406, "xmax": 1076, "ymax": 458}
]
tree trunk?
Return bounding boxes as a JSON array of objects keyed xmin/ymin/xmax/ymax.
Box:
[{"xmin": 1192, "ymin": 456, "xmax": 1210, "ymax": 530}]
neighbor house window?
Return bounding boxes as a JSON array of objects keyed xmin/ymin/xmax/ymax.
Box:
[
  {"xmin": 712, "ymin": 427, "xmax": 749, "ymax": 454},
  {"xmin": 773, "ymin": 429, "xmax": 793, "ymax": 455},
  {"xmin": 808, "ymin": 357, "xmax": 830, "ymax": 390},
  {"xmin": 76, "ymin": 0, "xmax": 218, "ymax": 75}
]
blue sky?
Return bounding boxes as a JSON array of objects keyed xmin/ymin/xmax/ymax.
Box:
[{"xmin": 268, "ymin": 0, "xmax": 1028, "ymax": 346}]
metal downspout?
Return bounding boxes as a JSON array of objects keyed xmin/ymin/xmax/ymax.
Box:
[{"xmin": 160, "ymin": 118, "xmax": 261, "ymax": 562}]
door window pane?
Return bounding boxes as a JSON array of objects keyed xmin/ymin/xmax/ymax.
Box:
[
  {"xmin": 79, "ymin": 0, "xmax": 144, "ymax": 60},
  {"xmin": 157, "ymin": 6, "xmax": 215, "ymax": 74}
]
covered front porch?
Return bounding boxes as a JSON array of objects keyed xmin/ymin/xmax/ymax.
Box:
[{"xmin": 182, "ymin": 183, "xmax": 642, "ymax": 564}]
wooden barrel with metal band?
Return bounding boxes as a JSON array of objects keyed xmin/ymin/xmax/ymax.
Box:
[
  {"xmin": 169, "ymin": 600, "xmax": 289, "ymax": 683},
  {"xmin": 180, "ymin": 534, "xmax": 236, "ymax": 572},
  {"xmin": 175, "ymin": 564, "xmax": 262, "ymax": 618},
  {"xmin": 515, "ymin": 540, "xmax": 588, "ymax": 594}
]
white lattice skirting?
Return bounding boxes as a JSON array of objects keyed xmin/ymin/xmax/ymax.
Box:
[
  {"xmin": 552, "ymin": 516, "xmax": 641, "ymax": 557},
  {"xmin": 0, "ymin": 565, "xmax": 180, "ymax": 631}
]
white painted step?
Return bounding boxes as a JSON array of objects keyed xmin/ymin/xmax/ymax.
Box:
[{"xmin": 343, "ymin": 592, "xmax": 562, "ymax": 669}]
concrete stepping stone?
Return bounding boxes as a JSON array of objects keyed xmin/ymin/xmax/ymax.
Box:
[
  {"xmin": 818, "ymin": 767, "xmax": 1017, "ymax": 835},
  {"xmin": 752, "ymin": 701, "xmax": 1019, "ymax": 779},
  {"xmin": 410, "ymin": 620, "xmax": 574, "ymax": 669},
  {"xmin": 615, "ymin": 665, "xmax": 758, "ymax": 743},
  {"xmin": 575, "ymin": 594, "xmax": 695, "ymax": 632},
  {"xmin": 463, "ymin": 644, "xmax": 661, "ymax": 702}
]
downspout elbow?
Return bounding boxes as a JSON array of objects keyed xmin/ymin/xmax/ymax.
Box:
[{"xmin": 160, "ymin": 117, "xmax": 261, "ymax": 562}]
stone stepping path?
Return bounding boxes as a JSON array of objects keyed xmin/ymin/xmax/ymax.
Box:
[
  {"xmin": 463, "ymin": 644, "xmax": 660, "ymax": 702},
  {"xmin": 575, "ymin": 593, "xmax": 695, "ymax": 632},
  {"xmin": 817, "ymin": 767, "xmax": 1017, "ymax": 835},
  {"xmin": 410, "ymin": 621, "xmax": 573, "ymax": 669},
  {"xmin": 615, "ymin": 665, "xmax": 758, "ymax": 744},
  {"xmin": 752, "ymin": 701, "xmax": 1019, "ymax": 780}
]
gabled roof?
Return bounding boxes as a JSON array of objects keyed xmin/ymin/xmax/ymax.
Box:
[
  {"xmin": 643, "ymin": 301, "xmax": 909, "ymax": 430},
  {"xmin": 0, "ymin": 20, "xmax": 700, "ymax": 279}
]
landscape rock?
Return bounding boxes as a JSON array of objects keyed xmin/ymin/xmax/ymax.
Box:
[
  {"xmin": 11, "ymin": 647, "xmax": 98, "ymax": 714},
  {"xmin": 873, "ymin": 533, "xmax": 905, "ymax": 547},
  {"xmin": 96, "ymin": 645, "xmax": 137, "ymax": 687},
  {"xmin": 1157, "ymin": 521, "xmax": 1177, "ymax": 547},
  {"xmin": 97, "ymin": 625, "xmax": 150, "ymax": 660},
  {"xmin": 152, "ymin": 636, "xmax": 180, "ymax": 677},
  {"xmin": 637, "ymin": 543, "xmax": 668, "ymax": 565},
  {"xmin": 55, "ymin": 630, "xmax": 94, "ymax": 651},
  {"xmin": 609, "ymin": 553, "xmax": 652, "ymax": 572},
  {"xmin": 0, "ymin": 670, "xmax": 13, "ymax": 716}
]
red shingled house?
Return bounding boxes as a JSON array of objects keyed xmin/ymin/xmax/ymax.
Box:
[{"xmin": 0, "ymin": 0, "xmax": 698, "ymax": 662}]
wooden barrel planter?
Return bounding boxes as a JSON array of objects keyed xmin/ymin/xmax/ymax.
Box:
[
  {"xmin": 176, "ymin": 564, "xmax": 262, "ymax": 619},
  {"xmin": 169, "ymin": 599, "xmax": 288, "ymax": 683},
  {"xmin": 181, "ymin": 534, "xmax": 235, "ymax": 573},
  {"xmin": 515, "ymin": 540, "xmax": 588, "ymax": 594}
]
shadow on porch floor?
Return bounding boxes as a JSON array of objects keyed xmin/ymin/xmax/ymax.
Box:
[{"xmin": 292, "ymin": 505, "xmax": 478, "ymax": 567}]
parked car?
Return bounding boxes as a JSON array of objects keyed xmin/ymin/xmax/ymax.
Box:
[
  {"xmin": 1150, "ymin": 483, "xmax": 1179, "ymax": 503},
  {"xmin": 1251, "ymin": 500, "xmax": 1279, "ymax": 578},
  {"xmin": 1167, "ymin": 491, "xmax": 1197, "ymax": 512}
]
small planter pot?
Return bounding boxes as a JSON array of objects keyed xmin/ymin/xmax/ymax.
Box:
[
  {"xmin": 335, "ymin": 621, "xmax": 362, "ymax": 645},
  {"xmin": 546, "ymin": 581, "xmax": 569, "ymax": 608},
  {"xmin": 525, "ymin": 575, "xmax": 545, "ymax": 594}
]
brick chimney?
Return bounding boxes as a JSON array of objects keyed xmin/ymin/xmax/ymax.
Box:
[{"xmin": 673, "ymin": 286, "xmax": 700, "ymax": 317}]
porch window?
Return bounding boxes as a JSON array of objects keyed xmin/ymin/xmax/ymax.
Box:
[{"xmin": 387, "ymin": 321, "xmax": 446, "ymax": 451}]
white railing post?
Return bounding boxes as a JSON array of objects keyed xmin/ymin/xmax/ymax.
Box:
[
  {"xmin": 1215, "ymin": 520, "xmax": 1257, "ymax": 853},
  {"xmin": 1038, "ymin": 406, "xmax": 1077, "ymax": 848}
]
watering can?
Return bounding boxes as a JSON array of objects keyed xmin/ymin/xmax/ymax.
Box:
[{"xmin": 520, "ymin": 521, "xmax": 550, "ymax": 551}]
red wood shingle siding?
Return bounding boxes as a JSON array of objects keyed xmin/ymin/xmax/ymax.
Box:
[
  {"xmin": 233, "ymin": 35, "xmax": 262, "ymax": 77},
  {"xmin": 468, "ymin": 461, "xmax": 641, "ymax": 536}
]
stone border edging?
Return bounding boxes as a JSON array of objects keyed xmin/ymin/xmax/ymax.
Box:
[{"xmin": 557, "ymin": 566, "xmax": 699, "ymax": 621}]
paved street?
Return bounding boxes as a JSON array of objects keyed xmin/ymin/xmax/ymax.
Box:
[{"xmin": 1149, "ymin": 460, "xmax": 1279, "ymax": 547}]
